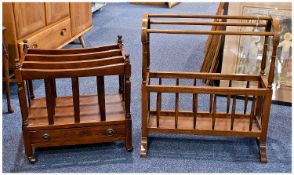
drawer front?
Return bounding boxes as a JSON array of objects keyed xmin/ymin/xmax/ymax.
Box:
[
  {"xmin": 29, "ymin": 125, "xmax": 126, "ymax": 146},
  {"xmin": 25, "ymin": 18, "xmax": 71, "ymax": 49}
]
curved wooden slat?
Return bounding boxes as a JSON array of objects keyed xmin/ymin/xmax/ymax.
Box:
[
  {"xmin": 27, "ymin": 44, "xmax": 119, "ymax": 54},
  {"xmin": 25, "ymin": 49, "xmax": 122, "ymax": 62},
  {"xmin": 22, "ymin": 56, "xmax": 124, "ymax": 69},
  {"xmin": 21, "ymin": 63, "xmax": 125, "ymax": 80}
]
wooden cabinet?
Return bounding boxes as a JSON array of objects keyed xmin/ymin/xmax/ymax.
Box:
[
  {"xmin": 70, "ymin": 3, "xmax": 92, "ymax": 36},
  {"xmin": 45, "ymin": 2, "xmax": 70, "ymax": 25},
  {"xmin": 3, "ymin": 2, "xmax": 92, "ymax": 68}
]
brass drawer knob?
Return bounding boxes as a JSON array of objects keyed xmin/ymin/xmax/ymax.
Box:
[
  {"xmin": 105, "ymin": 129, "xmax": 115, "ymax": 137},
  {"xmin": 42, "ymin": 133, "xmax": 50, "ymax": 141}
]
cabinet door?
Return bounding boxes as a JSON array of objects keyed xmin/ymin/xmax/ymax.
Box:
[
  {"xmin": 45, "ymin": 2, "xmax": 70, "ymax": 25},
  {"xmin": 70, "ymin": 3, "xmax": 92, "ymax": 36},
  {"xmin": 13, "ymin": 2, "xmax": 46, "ymax": 39}
]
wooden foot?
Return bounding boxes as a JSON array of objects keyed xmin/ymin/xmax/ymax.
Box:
[
  {"xmin": 79, "ymin": 36, "xmax": 86, "ymax": 48},
  {"xmin": 256, "ymin": 138, "xmax": 268, "ymax": 163},
  {"xmin": 140, "ymin": 137, "xmax": 148, "ymax": 158},
  {"xmin": 125, "ymin": 119, "xmax": 133, "ymax": 151},
  {"xmin": 127, "ymin": 147, "xmax": 133, "ymax": 152},
  {"xmin": 27, "ymin": 155, "xmax": 37, "ymax": 164},
  {"xmin": 5, "ymin": 81, "xmax": 13, "ymax": 113}
]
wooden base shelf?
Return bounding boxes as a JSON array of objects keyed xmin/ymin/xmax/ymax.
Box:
[
  {"xmin": 148, "ymin": 112, "xmax": 261, "ymax": 133},
  {"xmin": 28, "ymin": 94, "xmax": 125, "ymax": 128}
]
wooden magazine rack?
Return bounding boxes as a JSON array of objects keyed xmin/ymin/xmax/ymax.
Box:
[
  {"xmin": 140, "ymin": 13, "xmax": 280, "ymax": 163},
  {"xmin": 16, "ymin": 36, "xmax": 133, "ymax": 163}
]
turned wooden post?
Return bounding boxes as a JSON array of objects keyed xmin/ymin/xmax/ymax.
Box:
[
  {"xmin": 117, "ymin": 35, "xmax": 124, "ymax": 94},
  {"xmin": 15, "ymin": 60, "xmax": 35, "ymax": 163},
  {"xmin": 124, "ymin": 54, "xmax": 133, "ymax": 151},
  {"xmin": 267, "ymin": 17, "xmax": 280, "ymax": 88},
  {"xmin": 23, "ymin": 40, "xmax": 35, "ymax": 100}
]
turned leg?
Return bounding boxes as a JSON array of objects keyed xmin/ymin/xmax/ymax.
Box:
[
  {"xmin": 3, "ymin": 58, "xmax": 13, "ymax": 113},
  {"xmin": 79, "ymin": 36, "xmax": 86, "ymax": 48},
  {"xmin": 23, "ymin": 131, "xmax": 36, "ymax": 164},
  {"xmin": 140, "ymin": 84, "xmax": 149, "ymax": 157},
  {"xmin": 256, "ymin": 137, "xmax": 267, "ymax": 163},
  {"xmin": 125, "ymin": 117, "xmax": 133, "ymax": 152}
]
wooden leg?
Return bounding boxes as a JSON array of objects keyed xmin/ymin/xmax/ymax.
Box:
[
  {"xmin": 140, "ymin": 84, "xmax": 148, "ymax": 157},
  {"xmin": 3, "ymin": 58, "xmax": 13, "ymax": 113},
  {"xmin": 28, "ymin": 80, "xmax": 35, "ymax": 99},
  {"xmin": 23, "ymin": 130, "xmax": 36, "ymax": 164},
  {"xmin": 125, "ymin": 117, "xmax": 133, "ymax": 151},
  {"xmin": 79, "ymin": 36, "xmax": 86, "ymax": 48},
  {"xmin": 256, "ymin": 137, "xmax": 267, "ymax": 163}
]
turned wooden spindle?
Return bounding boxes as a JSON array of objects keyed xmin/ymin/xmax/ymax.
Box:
[
  {"xmin": 193, "ymin": 79, "xmax": 198, "ymax": 129},
  {"xmin": 156, "ymin": 78, "xmax": 162, "ymax": 128}
]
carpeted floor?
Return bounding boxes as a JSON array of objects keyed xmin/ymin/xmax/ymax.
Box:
[{"xmin": 2, "ymin": 3, "xmax": 292, "ymax": 173}]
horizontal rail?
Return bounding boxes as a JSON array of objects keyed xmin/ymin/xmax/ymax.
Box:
[
  {"xmin": 150, "ymin": 20, "xmax": 267, "ymax": 27},
  {"xmin": 146, "ymin": 29, "xmax": 275, "ymax": 36},
  {"xmin": 150, "ymin": 110, "xmax": 253, "ymax": 119},
  {"xmin": 146, "ymin": 85, "xmax": 270, "ymax": 96},
  {"xmin": 149, "ymin": 71, "xmax": 261, "ymax": 81},
  {"xmin": 27, "ymin": 44, "xmax": 119, "ymax": 55},
  {"xmin": 22, "ymin": 56, "xmax": 124, "ymax": 69},
  {"xmin": 21, "ymin": 63, "xmax": 125, "ymax": 80},
  {"xmin": 25, "ymin": 49, "xmax": 122, "ymax": 62},
  {"xmin": 147, "ymin": 128, "xmax": 261, "ymax": 137},
  {"xmin": 148, "ymin": 14, "xmax": 272, "ymax": 20}
]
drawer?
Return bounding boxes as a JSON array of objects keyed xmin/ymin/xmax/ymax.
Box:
[
  {"xmin": 24, "ymin": 18, "xmax": 71, "ymax": 49},
  {"xmin": 29, "ymin": 124, "xmax": 126, "ymax": 146}
]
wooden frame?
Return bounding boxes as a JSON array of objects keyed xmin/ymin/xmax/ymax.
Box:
[
  {"xmin": 140, "ymin": 13, "xmax": 280, "ymax": 163},
  {"xmin": 16, "ymin": 35, "xmax": 132, "ymax": 164}
]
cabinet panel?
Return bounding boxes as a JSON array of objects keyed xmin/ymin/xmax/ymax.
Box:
[
  {"xmin": 70, "ymin": 3, "xmax": 92, "ymax": 36},
  {"xmin": 13, "ymin": 2, "xmax": 46, "ymax": 39},
  {"xmin": 45, "ymin": 2, "xmax": 70, "ymax": 25}
]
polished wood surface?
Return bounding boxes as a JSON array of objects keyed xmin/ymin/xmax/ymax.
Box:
[
  {"xmin": 140, "ymin": 13, "xmax": 279, "ymax": 163},
  {"xmin": 45, "ymin": 2, "xmax": 70, "ymax": 25},
  {"xmin": 13, "ymin": 3, "xmax": 46, "ymax": 39},
  {"xmin": 16, "ymin": 36, "xmax": 132, "ymax": 163},
  {"xmin": 2, "ymin": 27, "xmax": 14, "ymax": 113},
  {"xmin": 2, "ymin": 2, "xmax": 92, "ymax": 69},
  {"xmin": 70, "ymin": 3, "xmax": 92, "ymax": 36}
]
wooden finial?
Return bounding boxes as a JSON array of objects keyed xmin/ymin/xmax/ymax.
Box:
[
  {"xmin": 117, "ymin": 35, "xmax": 123, "ymax": 44},
  {"xmin": 23, "ymin": 40, "xmax": 29, "ymax": 53}
]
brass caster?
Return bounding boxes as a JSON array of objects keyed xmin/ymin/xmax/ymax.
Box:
[
  {"xmin": 28, "ymin": 156, "xmax": 37, "ymax": 164},
  {"xmin": 127, "ymin": 147, "xmax": 133, "ymax": 152}
]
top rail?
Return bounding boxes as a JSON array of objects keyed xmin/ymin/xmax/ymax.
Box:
[
  {"xmin": 27, "ymin": 44, "xmax": 119, "ymax": 55},
  {"xmin": 148, "ymin": 14, "xmax": 272, "ymax": 20}
]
